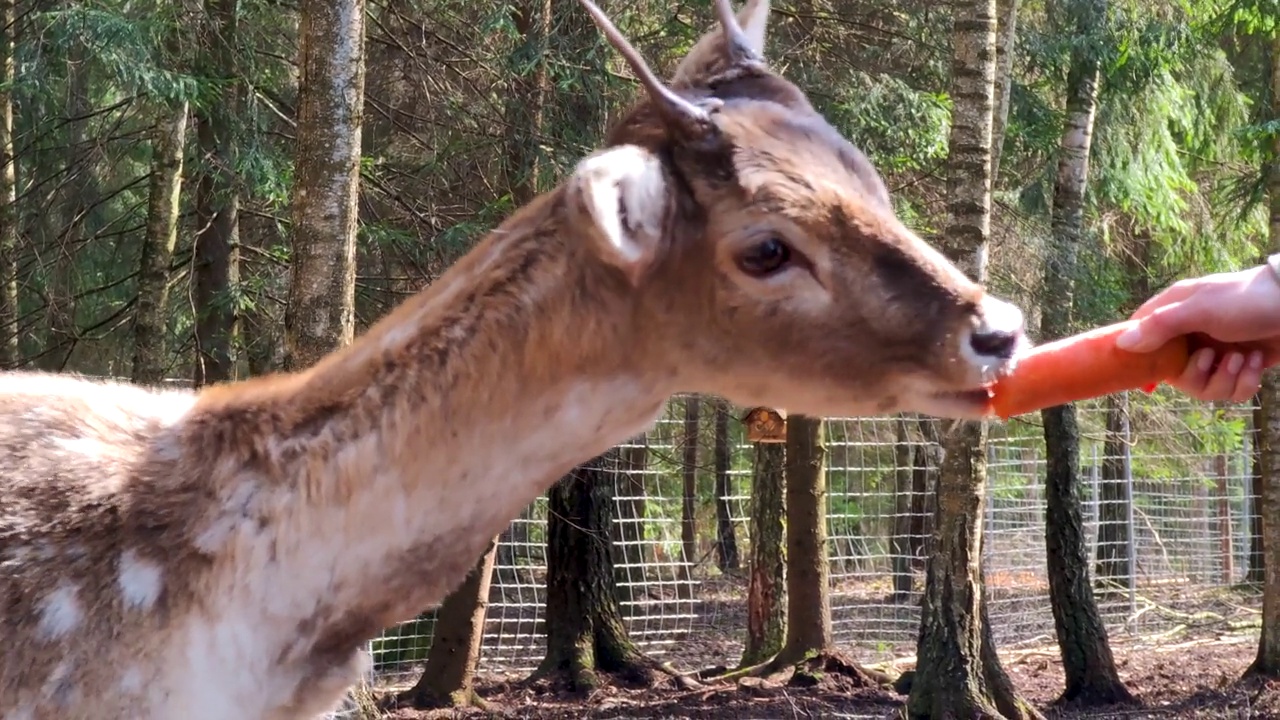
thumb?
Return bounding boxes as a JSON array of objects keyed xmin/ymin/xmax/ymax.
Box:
[{"xmin": 1115, "ymin": 302, "xmax": 1194, "ymax": 353}]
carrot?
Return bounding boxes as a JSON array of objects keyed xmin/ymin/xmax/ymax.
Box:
[{"xmin": 984, "ymin": 320, "xmax": 1192, "ymax": 420}]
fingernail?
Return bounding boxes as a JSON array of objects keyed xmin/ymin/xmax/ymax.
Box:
[
  {"xmin": 1197, "ymin": 349, "xmax": 1215, "ymax": 372},
  {"xmin": 1116, "ymin": 326, "xmax": 1142, "ymax": 350},
  {"xmin": 1249, "ymin": 351, "xmax": 1264, "ymax": 369},
  {"xmin": 1227, "ymin": 352, "xmax": 1245, "ymax": 374}
]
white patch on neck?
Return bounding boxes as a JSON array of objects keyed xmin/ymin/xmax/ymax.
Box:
[
  {"xmin": 123, "ymin": 379, "xmax": 673, "ymax": 720},
  {"xmin": 118, "ymin": 550, "xmax": 164, "ymax": 610},
  {"xmin": 38, "ymin": 582, "xmax": 82, "ymax": 639},
  {"xmin": 119, "ymin": 666, "xmax": 144, "ymax": 695}
]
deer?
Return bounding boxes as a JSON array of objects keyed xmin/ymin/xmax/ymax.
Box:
[{"xmin": 0, "ymin": 1, "xmax": 1029, "ymax": 718}]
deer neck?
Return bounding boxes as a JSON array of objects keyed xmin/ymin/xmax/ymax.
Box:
[{"xmin": 183, "ymin": 190, "xmax": 676, "ymax": 663}]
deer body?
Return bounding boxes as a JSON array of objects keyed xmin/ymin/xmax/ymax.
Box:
[{"xmin": 0, "ymin": 2, "xmax": 1029, "ymax": 718}]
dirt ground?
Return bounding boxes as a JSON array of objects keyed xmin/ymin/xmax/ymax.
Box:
[
  {"xmin": 356, "ymin": 579, "xmax": 1278, "ymax": 719},
  {"xmin": 366, "ymin": 629, "xmax": 1280, "ymax": 719}
]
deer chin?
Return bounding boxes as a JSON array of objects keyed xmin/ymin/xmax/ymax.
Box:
[
  {"xmin": 907, "ymin": 361, "xmax": 1020, "ymax": 420},
  {"xmin": 914, "ymin": 387, "xmax": 996, "ymax": 420}
]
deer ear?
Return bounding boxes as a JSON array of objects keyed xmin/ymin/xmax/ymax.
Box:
[
  {"xmin": 568, "ymin": 144, "xmax": 671, "ymax": 287},
  {"xmin": 670, "ymin": 0, "xmax": 772, "ymax": 88}
]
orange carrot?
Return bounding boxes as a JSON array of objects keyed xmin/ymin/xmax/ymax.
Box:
[{"xmin": 984, "ymin": 320, "xmax": 1192, "ymax": 420}]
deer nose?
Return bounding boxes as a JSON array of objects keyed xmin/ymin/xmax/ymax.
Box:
[
  {"xmin": 967, "ymin": 295, "xmax": 1026, "ymax": 361},
  {"xmin": 970, "ymin": 328, "xmax": 1020, "ymax": 360}
]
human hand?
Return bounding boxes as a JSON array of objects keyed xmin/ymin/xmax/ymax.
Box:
[{"xmin": 1115, "ymin": 262, "xmax": 1280, "ymax": 403}]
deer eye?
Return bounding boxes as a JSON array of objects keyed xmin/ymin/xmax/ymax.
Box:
[{"xmin": 736, "ymin": 237, "xmax": 792, "ymax": 277}]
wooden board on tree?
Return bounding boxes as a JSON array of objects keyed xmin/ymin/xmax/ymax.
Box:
[{"xmin": 743, "ymin": 407, "xmax": 787, "ymax": 443}]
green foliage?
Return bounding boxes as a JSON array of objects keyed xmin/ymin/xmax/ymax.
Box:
[{"xmin": 824, "ymin": 72, "xmax": 952, "ymax": 173}]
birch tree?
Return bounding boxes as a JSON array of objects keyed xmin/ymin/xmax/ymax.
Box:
[
  {"xmin": 1038, "ymin": 0, "xmax": 1132, "ymax": 704},
  {"xmin": 132, "ymin": 103, "xmax": 189, "ymax": 384},
  {"xmin": 0, "ymin": 0, "xmax": 16, "ymax": 367},
  {"xmin": 908, "ymin": 0, "xmax": 1038, "ymax": 715},
  {"xmin": 1247, "ymin": 27, "xmax": 1280, "ymax": 680},
  {"xmin": 282, "ymin": 0, "xmax": 367, "ymax": 369}
]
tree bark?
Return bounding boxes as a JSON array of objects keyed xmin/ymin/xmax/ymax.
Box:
[
  {"xmin": 1246, "ymin": 35, "xmax": 1280, "ymax": 678},
  {"xmin": 533, "ymin": 452, "xmax": 666, "ymax": 691},
  {"xmin": 1250, "ymin": 396, "xmax": 1265, "ymax": 584},
  {"xmin": 911, "ymin": 423, "xmax": 1038, "ymax": 719},
  {"xmin": 1038, "ymin": 0, "xmax": 1131, "ymax": 703},
  {"xmin": 42, "ymin": 33, "xmax": 92, "ymax": 372},
  {"xmin": 239, "ymin": 209, "xmax": 286, "ymax": 376},
  {"xmin": 681, "ymin": 397, "xmax": 701, "ymax": 576},
  {"xmin": 1251, "ymin": 370, "xmax": 1280, "ymax": 676},
  {"xmin": 1095, "ymin": 392, "xmax": 1132, "ymax": 585},
  {"xmin": 396, "ymin": 537, "xmax": 498, "ymax": 709},
  {"xmin": 742, "ymin": 441, "xmax": 786, "ymax": 667},
  {"xmin": 774, "ymin": 415, "xmax": 830, "ymax": 665},
  {"xmin": 192, "ymin": 0, "xmax": 241, "ymax": 387},
  {"xmin": 0, "ymin": 0, "xmax": 17, "ymax": 368},
  {"xmin": 503, "ymin": 0, "xmax": 550, "ymax": 202},
  {"xmin": 713, "ymin": 399, "xmax": 740, "ymax": 573},
  {"xmin": 1216, "ymin": 433, "xmax": 1234, "ymax": 584},
  {"xmin": 908, "ymin": 0, "xmax": 1037, "ymax": 715},
  {"xmin": 892, "ymin": 417, "xmax": 916, "ymax": 600},
  {"xmin": 282, "ymin": 0, "xmax": 366, "ymax": 370},
  {"xmin": 613, "ymin": 435, "xmax": 649, "ymax": 604},
  {"xmin": 989, "ymin": 0, "xmax": 1020, "ymax": 183},
  {"xmin": 1043, "ymin": 404, "xmax": 1132, "ymax": 705},
  {"xmin": 132, "ymin": 103, "xmax": 189, "ymax": 385}
]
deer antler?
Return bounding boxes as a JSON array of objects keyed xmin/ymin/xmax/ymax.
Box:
[
  {"xmin": 577, "ymin": 0, "xmax": 721, "ymax": 140},
  {"xmin": 712, "ymin": 0, "xmax": 761, "ymax": 66}
]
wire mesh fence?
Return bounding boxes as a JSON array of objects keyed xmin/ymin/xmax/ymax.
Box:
[{"xmin": 357, "ymin": 388, "xmax": 1263, "ymax": 695}]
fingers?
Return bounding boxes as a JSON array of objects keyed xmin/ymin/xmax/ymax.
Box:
[
  {"xmin": 1116, "ymin": 301, "xmax": 1198, "ymax": 353},
  {"xmin": 1168, "ymin": 348, "xmax": 1266, "ymax": 403},
  {"xmin": 1232, "ymin": 351, "xmax": 1267, "ymax": 403},
  {"xmin": 1128, "ymin": 279, "xmax": 1198, "ymax": 321},
  {"xmin": 1168, "ymin": 347, "xmax": 1216, "ymax": 398}
]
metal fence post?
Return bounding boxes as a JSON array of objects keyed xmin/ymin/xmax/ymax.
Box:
[
  {"xmin": 1122, "ymin": 392, "xmax": 1138, "ymax": 621},
  {"xmin": 985, "ymin": 441, "xmax": 996, "ymax": 565}
]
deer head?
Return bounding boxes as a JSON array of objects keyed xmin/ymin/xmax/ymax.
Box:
[{"xmin": 563, "ymin": 0, "xmax": 1028, "ymax": 421}]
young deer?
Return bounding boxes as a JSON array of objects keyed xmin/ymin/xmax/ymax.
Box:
[{"xmin": 0, "ymin": 1, "xmax": 1028, "ymax": 718}]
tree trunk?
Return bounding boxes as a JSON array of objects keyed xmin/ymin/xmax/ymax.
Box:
[
  {"xmin": 1216, "ymin": 437, "xmax": 1234, "ymax": 585},
  {"xmin": 911, "ymin": 423, "xmax": 1038, "ymax": 719},
  {"xmin": 892, "ymin": 416, "xmax": 916, "ymax": 600},
  {"xmin": 282, "ymin": 0, "xmax": 366, "ymax": 370},
  {"xmin": 742, "ymin": 441, "xmax": 786, "ymax": 667},
  {"xmin": 533, "ymin": 452, "xmax": 666, "ymax": 691},
  {"xmin": 613, "ymin": 435, "xmax": 649, "ymax": 604},
  {"xmin": 681, "ymin": 397, "xmax": 701, "ymax": 581},
  {"xmin": 908, "ymin": 0, "xmax": 1036, "ymax": 715},
  {"xmin": 1245, "ymin": 35, "xmax": 1280, "ymax": 678},
  {"xmin": 1038, "ymin": 0, "xmax": 1131, "ymax": 703},
  {"xmin": 910, "ymin": 438, "xmax": 939, "ymax": 569},
  {"xmin": 1250, "ymin": 396, "xmax": 1265, "ymax": 584},
  {"xmin": 1095, "ymin": 392, "xmax": 1131, "ymax": 585},
  {"xmin": 1043, "ymin": 404, "xmax": 1132, "ymax": 705},
  {"xmin": 192, "ymin": 0, "xmax": 241, "ymax": 387},
  {"xmin": 42, "ymin": 35, "xmax": 92, "ymax": 373},
  {"xmin": 989, "ymin": 0, "xmax": 1020, "ymax": 183},
  {"xmin": 239, "ymin": 209, "xmax": 286, "ymax": 376},
  {"xmin": 774, "ymin": 415, "xmax": 833, "ymax": 665},
  {"xmin": 713, "ymin": 399, "xmax": 739, "ymax": 573},
  {"xmin": 1251, "ymin": 369, "xmax": 1280, "ymax": 676},
  {"xmin": 132, "ymin": 103, "xmax": 189, "ymax": 385},
  {"xmin": 503, "ymin": 0, "xmax": 550, "ymax": 202},
  {"xmin": 396, "ymin": 537, "xmax": 498, "ymax": 709},
  {"xmin": 493, "ymin": 0, "xmax": 553, "ymax": 592},
  {"xmin": 0, "ymin": 0, "xmax": 17, "ymax": 368}
]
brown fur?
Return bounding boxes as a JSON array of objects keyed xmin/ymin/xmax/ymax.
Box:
[{"xmin": 0, "ymin": 2, "xmax": 1028, "ymax": 718}]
